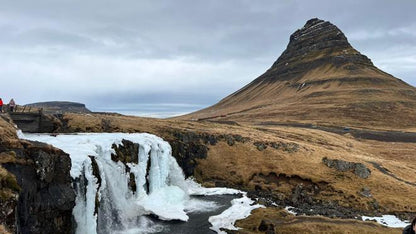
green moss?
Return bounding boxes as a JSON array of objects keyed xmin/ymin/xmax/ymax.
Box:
[
  {"xmin": 0, "ymin": 172, "xmax": 21, "ymax": 193},
  {"xmin": 4, "ymin": 175, "xmax": 20, "ymax": 192}
]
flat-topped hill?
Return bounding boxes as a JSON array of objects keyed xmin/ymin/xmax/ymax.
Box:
[{"xmin": 25, "ymin": 101, "xmax": 91, "ymax": 114}]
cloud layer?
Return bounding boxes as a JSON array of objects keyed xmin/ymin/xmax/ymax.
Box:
[{"xmin": 1, "ymin": 0, "xmax": 415, "ymax": 114}]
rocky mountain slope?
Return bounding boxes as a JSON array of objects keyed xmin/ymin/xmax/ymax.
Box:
[{"xmin": 183, "ymin": 18, "xmax": 416, "ymax": 130}]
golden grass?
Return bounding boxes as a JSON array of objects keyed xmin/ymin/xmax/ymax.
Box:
[
  {"xmin": 0, "ymin": 165, "xmax": 20, "ymax": 201},
  {"xmin": 179, "ymin": 61, "xmax": 416, "ymax": 130},
  {"xmin": 0, "ymin": 225, "xmax": 12, "ymax": 234},
  {"xmin": 0, "ymin": 115, "xmax": 21, "ymax": 148}
]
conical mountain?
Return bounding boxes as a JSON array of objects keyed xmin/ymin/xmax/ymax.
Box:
[{"xmin": 184, "ymin": 18, "xmax": 416, "ymax": 129}]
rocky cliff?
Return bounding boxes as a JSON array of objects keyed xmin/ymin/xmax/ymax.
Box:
[
  {"xmin": 0, "ymin": 116, "xmax": 75, "ymax": 233},
  {"xmin": 183, "ymin": 18, "xmax": 416, "ymax": 129}
]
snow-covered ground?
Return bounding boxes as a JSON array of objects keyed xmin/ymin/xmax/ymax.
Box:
[
  {"xmin": 209, "ymin": 196, "xmax": 264, "ymax": 234},
  {"xmin": 362, "ymin": 215, "xmax": 410, "ymax": 228}
]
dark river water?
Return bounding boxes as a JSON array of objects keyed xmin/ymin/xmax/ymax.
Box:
[{"xmin": 150, "ymin": 194, "xmax": 239, "ymax": 234}]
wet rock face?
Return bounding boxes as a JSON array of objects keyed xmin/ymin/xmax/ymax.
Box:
[
  {"xmin": 8, "ymin": 113, "xmax": 61, "ymax": 133},
  {"xmin": 2, "ymin": 141, "xmax": 75, "ymax": 234},
  {"xmin": 322, "ymin": 157, "xmax": 371, "ymax": 179},
  {"xmin": 169, "ymin": 131, "xmax": 209, "ymax": 177},
  {"xmin": 111, "ymin": 139, "xmax": 139, "ymax": 164}
]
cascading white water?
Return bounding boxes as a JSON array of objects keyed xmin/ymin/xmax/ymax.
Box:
[
  {"xmin": 19, "ymin": 133, "xmax": 190, "ymax": 233},
  {"xmin": 19, "ymin": 132, "xmax": 262, "ymax": 234}
]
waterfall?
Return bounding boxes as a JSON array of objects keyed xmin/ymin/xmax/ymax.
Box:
[
  {"xmin": 19, "ymin": 132, "xmax": 262, "ymax": 234},
  {"xmin": 20, "ymin": 133, "xmax": 193, "ymax": 233}
]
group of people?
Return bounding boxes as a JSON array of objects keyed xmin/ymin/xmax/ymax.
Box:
[{"xmin": 0, "ymin": 98, "xmax": 16, "ymax": 113}]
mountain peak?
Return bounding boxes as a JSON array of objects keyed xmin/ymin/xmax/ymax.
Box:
[
  {"xmin": 305, "ymin": 17, "xmax": 324, "ymax": 25},
  {"xmin": 267, "ymin": 18, "xmax": 374, "ymax": 81},
  {"xmin": 290, "ymin": 18, "xmax": 346, "ymax": 45},
  {"xmin": 182, "ymin": 18, "xmax": 416, "ymax": 129}
]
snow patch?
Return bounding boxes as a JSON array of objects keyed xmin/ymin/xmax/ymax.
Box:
[
  {"xmin": 209, "ymin": 196, "xmax": 264, "ymax": 234},
  {"xmin": 284, "ymin": 206, "xmax": 297, "ymax": 215},
  {"xmin": 185, "ymin": 178, "xmax": 241, "ymax": 196},
  {"xmin": 362, "ymin": 215, "xmax": 410, "ymax": 228}
]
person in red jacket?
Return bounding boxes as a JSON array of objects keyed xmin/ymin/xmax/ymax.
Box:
[{"xmin": 0, "ymin": 98, "xmax": 3, "ymax": 113}]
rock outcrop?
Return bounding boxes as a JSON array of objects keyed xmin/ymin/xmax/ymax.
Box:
[
  {"xmin": 0, "ymin": 118, "xmax": 75, "ymax": 233},
  {"xmin": 9, "ymin": 112, "xmax": 62, "ymax": 133},
  {"xmin": 322, "ymin": 157, "xmax": 371, "ymax": 179},
  {"xmin": 264, "ymin": 18, "xmax": 374, "ymax": 83},
  {"xmin": 168, "ymin": 131, "xmax": 209, "ymax": 177}
]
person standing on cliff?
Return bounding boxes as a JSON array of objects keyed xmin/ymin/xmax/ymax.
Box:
[
  {"xmin": 0, "ymin": 98, "xmax": 3, "ymax": 113},
  {"xmin": 8, "ymin": 98, "xmax": 16, "ymax": 112},
  {"xmin": 403, "ymin": 217, "xmax": 416, "ymax": 234}
]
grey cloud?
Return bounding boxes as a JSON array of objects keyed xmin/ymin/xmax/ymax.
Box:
[{"xmin": 0, "ymin": 0, "xmax": 415, "ymax": 113}]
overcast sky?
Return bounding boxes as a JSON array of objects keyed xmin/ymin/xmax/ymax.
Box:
[{"xmin": 0, "ymin": 0, "xmax": 415, "ymax": 116}]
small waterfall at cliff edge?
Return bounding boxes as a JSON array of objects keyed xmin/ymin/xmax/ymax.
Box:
[{"xmin": 19, "ymin": 132, "xmax": 262, "ymax": 234}]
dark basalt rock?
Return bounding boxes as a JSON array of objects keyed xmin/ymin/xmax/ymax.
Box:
[
  {"xmin": 246, "ymin": 173, "xmax": 371, "ymax": 219},
  {"xmin": 111, "ymin": 139, "xmax": 139, "ymax": 164},
  {"xmin": 359, "ymin": 187, "xmax": 372, "ymax": 198},
  {"xmin": 322, "ymin": 157, "xmax": 371, "ymax": 179},
  {"xmin": 225, "ymin": 135, "xmax": 235, "ymax": 146},
  {"xmin": 2, "ymin": 141, "xmax": 75, "ymax": 234},
  {"xmin": 169, "ymin": 131, "xmax": 208, "ymax": 177},
  {"xmin": 258, "ymin": 219, "xmax": 275, "ymax": 234},
  {"xmin": 200, "ymin": 133, "xmax": 218, "ymax": 145},
  {"xmin": 270, "ymin": 142, "xmax": 299, "ymax": 153},
  {"xmin": 89, "ymin": 156, "xmax": 102, "ymax": 215},
  {"xmin": 353, "ymin": 163, "xmax": 372, "ymax": 179},
  {"xmin": 232, "ymin": 134, "xmax": 247, "ymax": 143},
  {"xmin": 254, "ymin": 142, "xmax": 267, "ymax": 151},
  {"xmin": 254, "ymin": 141, "xmax": 299, "ymax": 153},
  {"xmin": 9, "ymin": 112, "xmax": 62, "ymax": 133},
  {"xmin": 109, "ymin": 139, "xmax": 145, "ymax": 193},
  {"xmin": 128, "ymin": 172, "xmax": 137, "ymax": 194}
]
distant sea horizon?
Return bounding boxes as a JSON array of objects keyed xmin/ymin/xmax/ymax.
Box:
[{"xmin": 92, "ymin": 103, "xmax": 207, "ymax": 119}]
